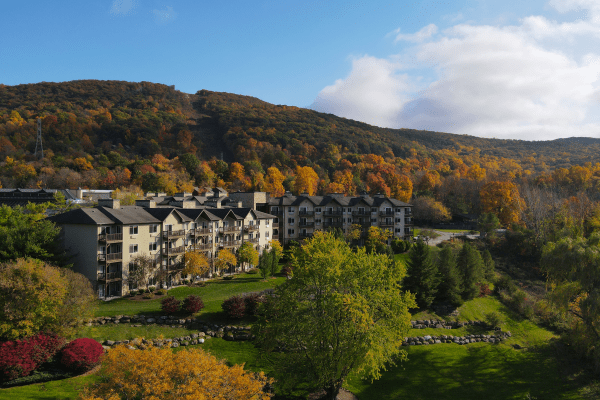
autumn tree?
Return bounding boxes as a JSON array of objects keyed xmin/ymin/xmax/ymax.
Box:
[
  {"xmin": 263, "ymin": 167, "xmax": 285, "ymax": 196},
  {"xmin": 237, "ymin": 242, "xmax": 259, "ymax": 271},
  {"xmin": 412, "ymin": 196, "xmax": 451, "ymax": 224},
  {"xmin": 254, "ymin": 232, "xmax": 415, "ymax": 399},
  {"xmin": 293, "ymin": 166, "xmax": 319, "ymax": 195},
  {"xmin": 365, "ymin": 226, "xmax": 391, "ymax": 254},
  {"xmin": 129, "ymin": 253, "xmax": 157, "ymax": 289},
  {"xmin": 215, "ymin": 249, "xmax": 237, "ymax": 275},
  {"xmin": 81, "ymin": 345, "xmax": 273, "ymax": 400},
  {"xmin": 480, "ymin": 181, "xmax": 525, "ymax": 226},
  {"xmin": 183, "ymin": 251, "xmax": 210, "ymax": 281}
]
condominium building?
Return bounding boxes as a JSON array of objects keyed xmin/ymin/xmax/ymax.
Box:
[
  {"xmin": 48, "ymin": 198, "xmax": 275, "ymax": 299},
  {"xmin": 266, "ymin": 192, "xmax": 413, "ymax": 245}
]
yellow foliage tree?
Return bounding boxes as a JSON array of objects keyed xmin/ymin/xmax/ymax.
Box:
[
  {"xmin": 293, "ymin": 166, "xmax": 319, "ymax": 195},
  {"xmin": 215, "ymin": 248, "xmax": 237, "ymax": 275},
  {"xmin": 183, "ymin": 251, "xmax": 210, "ymax": 280},
  {"xmin": 466, "ymin": 164, "xmax": 486, "ymax": 181},
  {"xmin": 81, "ymin": 345, "xmax": 273, "ymax": 400},
  {"xmin": 480, "ymin": 181, "xmax": 525, "ymax": 226},
  {"xmin": 263, "ymin": 167, "xmax": 285, "ymax": 196}
]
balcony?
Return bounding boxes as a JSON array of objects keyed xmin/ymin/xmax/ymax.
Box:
[
  {"xmin": 404, "ymin": 218, "xmax": 414, "ymax": 225},
  {"xmin": 352, "ymin": 218, "xmax": 372, "ymax": 226},
  {"xmin": 190, "ymin": 228, "xmax": 212, "ymax": 236},
  {"xmin": 272, "ymin": 223, "xmax": 279, "ymax": 229},
  {"xmin": 98, "ymin": 233, "xmax": 123, "ymax": 242},
  {"xmin": 246, "ymin": 237, "xmax": 259, "ymax": 244},
  {"xmin": 162, "ymin": 246, "xmax": 185, "ymax": 255},
  {"xmin": 163, "ymin": 230, "xmax": 185, "ymax": 238},
  {"xmin": 380, "ymin": 220, "xmax": 394, "ymax": 227},
  {"xmin": 323, "ymin": 210, "xmax": 343, "ymax": 216},
  {"xmin": 165, "ymin": 261, "xmax": 184, "ymax": 271},
  {"xmin": 271, "ymin": 209, "xmax": 284, "ymax": 215},
  {"xmin": 220, "ymin": 240, "xmax": 241, "ymax": 248},
  {"xmin": 299, "ymin": 221, "xmax": 315, "ymax": 227},
  {"xmin": 97, "ymin": 271, "xmax": 122, "ymax": 281},
  {"xmin": 324, "ymin": 221, "xmax": 343, "ymax": 228},
  {"xmin": 352, "ymin": 210, "xmax": 370, "ymax": 216},
  {"xmin": 194, "ymin": 243, "xmax": 213, "ymax": 251},
  {"xmin": 298, "ymin": 210, "xmax": 314, "ymax": 216},
  {"xmin": 299, "ymin": 232, "xmax": 313, "ymax": 239},
  {"xmin": 379, "ymin": 211, "xmax": 394, "ymax": 216},
  {"xmin": 244, "ymin": 225, "xmax": 259, "ymax": 232},
  {"xmin": 221, "ymin": 226, "xmax": 242, "ymax": 233},
  {"xmin": 99, "ymin": 252, "xmax": 122, "ymax": 263}
]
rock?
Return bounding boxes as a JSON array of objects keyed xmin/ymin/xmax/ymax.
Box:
[
  {"xmin": 104, "ymin": 340, "xmax": 115, "ymax": 346},
  {"xmin": 146, "ymin": 318, "xmax": 156, "ymax": 323},
  {"xmin": 171, "ymin": 342, "xmax": 179, "ymax": 348}
]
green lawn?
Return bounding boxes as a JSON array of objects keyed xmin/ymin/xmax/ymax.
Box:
[
  {"xmin": 0, "ymin": 375, "xmax": 98, "ymax": 400},
  {"xmin": 94, "ymin": 273, "xmax": 286, "ymax": 323}
]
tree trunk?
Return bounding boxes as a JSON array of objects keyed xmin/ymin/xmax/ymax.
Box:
[{"xmin": 324, "ymin": 382, "xmax": 342, "ymax": 400}]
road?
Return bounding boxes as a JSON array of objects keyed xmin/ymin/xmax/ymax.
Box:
[{"xmin": 422, "ymin": 230, "xmax": 480, "ymax": 246}]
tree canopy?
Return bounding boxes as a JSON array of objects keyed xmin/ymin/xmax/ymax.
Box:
[{"xmin": 254, "ymin": 232, "xmax": 415, "ymax": 399}]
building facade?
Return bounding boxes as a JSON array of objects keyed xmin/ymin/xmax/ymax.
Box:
[
  {"xmin": 267, "ymin": 193, "xmax": 413, "ymax": 245},
  {"xmin": 49, "ymin": 198, "xmax": 275, "ymax": 299}
]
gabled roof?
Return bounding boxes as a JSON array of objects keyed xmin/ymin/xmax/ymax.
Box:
[
  {"xmin": 97, "ymin": 206, "xmax": 162, "ymax": 225},
  {"xmin": 142, "ymin": 207, "xmax": 192, "ymax": 223},
  {"xmin": 48, "ymin": 207, "xmax": 117, "ymax": 225},
  {"xmin": 268, "ymin": 194, "xmax": 412, "ymax": 208}
]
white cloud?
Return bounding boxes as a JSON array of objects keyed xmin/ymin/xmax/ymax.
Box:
[
  {"xmin": 311, "ymin": 1, "xmax": 600, "ymax": 140},
  {"xmin": 152, "ymin": 6, "xmax": 177, "ymax": 24},
  {"xmin": 110, "ymin": 0, "xmax": 137, "ymax": 16},
  {"xmin": 392, "ymin": 24, "xmax": 438, "ymax": 43}
]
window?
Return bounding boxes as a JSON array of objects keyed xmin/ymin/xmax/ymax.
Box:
[
  {"xmin": 149, "ymin": 224, "xmax": 158, "ymax": 233},
  {"xmin": 315, "ymin": 218, "xmax": 322, "ymax": 224},
  {"xmin": 395, "ymin": 208, "xmax": 402, "ymax": 213},
  {"xmin": 396, "ymin": 218, "xmax": 402, "ymax": 223},
  {"xmin": 288, "ymin": 218, "xmax": 295, "ymax": 224},
  {"xmin": 371, "ymin": 218, "xmax": 377, "ymax": 224},
  {"xmin": 395, "ymin": 228, "xmax": 402, "ymax": 233},
  {"xmin": 288, "ymin": 207, "xmax": 295, "ymax": 213},
  {"xmin": 288, "ymin": 229, "xmax": 295, "ymax": 235},
  {"xmin": 266, "ymin": 231, "xmax": 270, "ymax": 238},
  {"xmin": 149, "ymin": 242, "xmax": 158, "ymax": 251},
  {"xmin": 129, "ymin": 226, "xmax": 138, "ymax": 235},
  {"xmin": 358, "ymin": 207, "xmax": 365, "ymax": 214},
  {"xmin": 371, "ymin": 208, "xmax": 377, "ymax": 213},
  {"xmin": 129, "ymin": 244, "xmax": 138, "ymax": 254},
  {"xmin": 165, "ymin": 224, "xmax": 173, "ymax": 232},
  {"xmin": 315, "ymin": 207, "xmax": 322, "ymax": 213}
]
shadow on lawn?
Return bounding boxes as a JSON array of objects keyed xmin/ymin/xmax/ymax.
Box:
[{"xmin": 353, "ymin": 342, "xmax": 577, "ymax": 400}]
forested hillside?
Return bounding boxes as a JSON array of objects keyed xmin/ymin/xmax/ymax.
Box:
[{"xmin": 1, "ymin": 79, "xmax": 600, "ymax": 219}]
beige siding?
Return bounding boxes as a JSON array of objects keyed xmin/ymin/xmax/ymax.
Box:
[{"xmin": 60, "ymin": 224, "xmax": 102, "ymax": 287}]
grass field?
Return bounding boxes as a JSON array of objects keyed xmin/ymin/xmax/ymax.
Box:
[{"xmin": 0, "ymin": 272, "xmax": 591, "ymax": 399}]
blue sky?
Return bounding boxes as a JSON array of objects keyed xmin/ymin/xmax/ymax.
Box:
[{"xmin": 2, "ymin": 0, "xmax": 600, "ymax": 140}]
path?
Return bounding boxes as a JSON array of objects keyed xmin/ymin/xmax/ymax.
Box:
[{"xmin": 425, "ymin": 230, "xmax": 479, "ymax": 246}]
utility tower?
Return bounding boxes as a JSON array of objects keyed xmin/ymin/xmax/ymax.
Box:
[{"xmin": 35, "ymin": 117, "xmax": 43, "ymax": 159}]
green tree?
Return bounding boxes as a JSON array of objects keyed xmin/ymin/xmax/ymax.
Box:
[
  {"xmin": 254, "ymin": 232, "xmax": 415, "ymax": 399},
  {"xmin": 268, "ymin": 240, "xmax": 283, "ymax": 276},
  {"xmin": 478, "ymin": 213, "xmax": 501, "ymax": 238},
  {"xmin": 403, "ymin": 239, "xmax": 439, "ymax": 309},
  {"xmin": 179, "ymin": 153, "xmax": 200, "ymax": 176},
  {"xmin": 435, "ymin": 246, "xmax": 463, "ymax": 306},
  {"xmin": 457, "ymin": 242, "xmax": 484, "ymax": 300},
  {"xmin": 237, "ymin": 242, "xmax": 259, "ymax": 272},
  {"xmin": 482, "ymin": 249, "xmax": 495, "ymax": 280},
  {"xmin": 257, "ymin": 251, "xmax": 273, "ymax": 280},
  {"xmin": 0, "ymin": 204, "xmax": 65, "ymax": 263}
]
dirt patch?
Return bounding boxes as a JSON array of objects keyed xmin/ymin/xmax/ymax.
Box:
[{"xmin": 308, "ymin": 388, "xmax": 359, "ymax": 400}]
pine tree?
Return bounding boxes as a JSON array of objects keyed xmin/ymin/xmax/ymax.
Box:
[
  {"xmin": 482, "ymin": 249, "xmax": 495, "ymax": 280},
  {"xmin": 457, "ymin": 242, "xmax": 484, "ymax": 300},
  {"xmin": 436, "ymin": 246, "xmax": 463, "ymax": 306},
  {"xmin": 404, "ymin": 239, "xmax": 438, "ymax": 309}
]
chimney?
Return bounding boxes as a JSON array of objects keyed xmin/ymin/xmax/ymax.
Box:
[
  {"xmin": 136, "ymin": 199, "xmax": 156, "ymax": 208},
  {"xmin": 98, "ymin": 199, "xmax": 120, "ymax": 209}
]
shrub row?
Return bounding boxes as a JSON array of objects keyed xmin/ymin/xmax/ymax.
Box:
[
  {"xmin": 221, "ymin": 293, "xmax": 265, "ymax": 319},
  {"xmin": 161, "ymin": 295, "xmax": 205, "ymax": 314},
  {"xmin": 0, "ymin": 333, "xmax": 102, "ymax": 382}
]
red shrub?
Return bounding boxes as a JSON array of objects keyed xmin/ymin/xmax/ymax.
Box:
[
  {"xmin": 478, "ymin": 283, "xmax": 493, "ymax": 297},
  {"xmin": 244, "ymin": 293, "xmax": 265, "ymax": 316},
  {"xmin": 60, "ymin": 338, "xmax": 103, "ymax": 372},
  {"xmin": 0, "ymin": 332, "xmax": 65, "ymax": 382},
  {"xmin": 222, "ymin": 295, "xmax": 246, "ymax": 319},
  {"xmin": 182, "ymin": 295, "xmax": 204, "ymax": 314},
  {"xmin": 161, "ymin": 296, "xmax": 181, "ymax": 314}
]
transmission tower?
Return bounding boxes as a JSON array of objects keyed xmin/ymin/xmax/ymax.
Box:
[{"xmin": 35, "ymin": 118, "xmax": 43, "ymax": 159}]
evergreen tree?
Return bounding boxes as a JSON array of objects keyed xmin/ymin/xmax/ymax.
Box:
[
  {"xmin": 457, "ymin": 242, "xmax": 484, "ymax": 300},
  {"xmin": 482, "ymin": 249, "xmax": 495, "ymax": 280},
  {"xmin": 436, "ymin": 246, "xmax": 463, "ymax": 306},
  {"xmin": 404, "ymin": 239, "xmax": 438, "ymax": 309}
]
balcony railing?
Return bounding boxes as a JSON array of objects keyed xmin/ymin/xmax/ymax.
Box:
[
  {"xmin": 299, "ymin": 221, "xmax": 315, "ymax": 227},
  {"xmin": 299, "ymin": 210, "xmax": 314, "ymax": 216},
  {"xmin": 190, "ymin": 228, "xmax": 212, "ymax": 236},
  {"xmin": 244, "ymin": 225, "xmax": 259, "ymax": 232},
  {"xmin": 97, "ymin": 271, "xmax": 122, "ymax": 281},
  {"xmin": 299, "ymin": 232, "xmax": 313, "ymax": 239},
  {"xmin": 99, "ymin": 252, "xmax": 122, "ymax": 262},
  {"xmin": 220, "ymin": 240, "xmax": 241, "ymax": 248},
  {"xmin": 162, "ymin": 246, "xmax": 185, "ymax": 255},
  {"xmin": 272, "ymin": 223, "xmax": 279, "ymax": 229},
  {"xmin": 404, "ymin": 219, "xmax": 414, "ymax": 225},
  {"xmin": 323, "ymin": 210, "xmax": 343, "ymax": 216},
  {"xmin": 271, "ymin": 210, "xmax": 284, "ymax": 215},
  {"xmin": 163, "ymin": 230, "xmax": 185, "ymax": 238},
  {"xmin": 380, "ymin": 221, "xmax": 394, "ymax": 227},
  {"xmin": 98, "ymin": 233, "xmax": 123, "ymax": 242},
  {"xmin": 351, "ymin": 210, "xmax": 370, "ymax": 216},
  {"xmin": 220, "ymin": 226, "xmax": 242, "ymax": 233},
  {"xmin": 323, "ymin": 221, "xmax": 343, "ymax": 228},
  {"xmin": 379, "ymin": 211, "xmax": 394, "ymax": 216},
  {"xmin": 246, "ymin": 237, "xmax": 259, "ymax": 243},
  {"xmin": 194, "ymin": 243, "xmax": 213, "ymax": 251}
]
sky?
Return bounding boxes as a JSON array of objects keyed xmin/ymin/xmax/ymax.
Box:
[{"xmin": 2, "ymin": 0, "xmax": 600, "ymax": 141}]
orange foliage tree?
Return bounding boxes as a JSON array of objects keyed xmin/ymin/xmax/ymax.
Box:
[
  {"xmin": 293, "ymin": 166, "xmax": 319, "ymax": 195},
  {"xmin": 480, "ymin": 181, "xmax": 525, "ymax": 226},
  {"xmin": 81, "ymin": 345, "xmax": 273, "ymax": 400},
  {"xmin": 263, "ymin": 167, "xmax": 285, "ymax": 196}
]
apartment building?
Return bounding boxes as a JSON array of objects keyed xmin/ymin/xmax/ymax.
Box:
[
  {"xmin": 267, "ymin": 192, "xmax": 413, "ymax": 245},
  {"xmin": 48, "ymin": 198, "xmax": 275, "ymax": 299}
]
